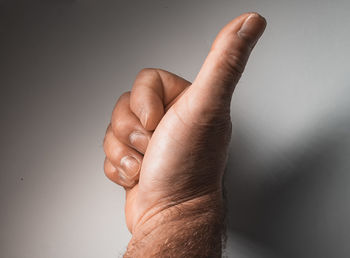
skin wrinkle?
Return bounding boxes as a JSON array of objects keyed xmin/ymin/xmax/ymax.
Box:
[
  {"xmin": 126, "ymin": 194, "xmax": 223, "ymax": 258},
  {"xmin": 133, "ymin": 167, "xmax": 222, "ymax": 233},
  {"xmin": 137, "ymin": 192, "xmax": 218, "ymax": 228}
]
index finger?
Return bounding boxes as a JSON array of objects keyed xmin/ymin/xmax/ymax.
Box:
[{"xmin": 130, "ymin": 68, "xmax": 191, "ymax": 131}]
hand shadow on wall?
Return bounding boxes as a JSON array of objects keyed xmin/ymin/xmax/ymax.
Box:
[{"xmin": 223, "ymin": 117, "xmax": 350, "ymax": 258}]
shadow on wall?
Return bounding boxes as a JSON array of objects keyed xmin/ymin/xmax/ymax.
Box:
[{"xmin": 224, "ymin": 113, "xmax": 350, "ymax": 258}]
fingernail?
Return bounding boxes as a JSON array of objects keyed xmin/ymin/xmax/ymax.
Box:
[
  {"xmin": 120, "ymin": 156, "xmax": 140, "ymax": 178},
  {"xmin": 129, "ymin": 131, "xmax": 149, "ymax": 153},
  {"xmin": 238, "ymin": 13, "xmax": 267, "ymax": 46},
  {"xmin": 118, "ymin": 169, "xmax": 135, "ymax": 187}
]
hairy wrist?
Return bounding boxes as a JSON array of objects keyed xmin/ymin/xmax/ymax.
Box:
[{"xmin": 124, "ymin": 192, "xmax": 224, "ymax": 258}]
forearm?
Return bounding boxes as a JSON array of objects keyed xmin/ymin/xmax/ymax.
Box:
[{"xmin": 124, "ymin": 193, "xmax": 224, "ymax": 258}]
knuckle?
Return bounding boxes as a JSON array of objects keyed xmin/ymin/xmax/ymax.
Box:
[
  {"xmin": 118, "ymin": 91, "xmax": 130, "ymax": 101},
  {"xmin": 111, "ymin": 95, "xmax": 132, "ymax": 138},
  {"xmin": 111, "ymin": 118, "xmax": 130, "ymax": 139},
  {"xmin": 225, "ymin": 51, "xmax": 246, "ymax": 77},
  {"xmin": 113, "ymin": 92, "xmax": 130, "ymax": 111},
  {"xmin": 103, "ymin": 158, "xmax": 115, "ymax": 180},
  {"xmin": 136, "ymin": 68, "xmax": 161, "ymax": 85},
  {"xmin": 103, "ymin": 134, "xmax": 123, "ymax": 164},
  {"xmin": 137, "ymin": 67, "xmax": 157, "ymax": 77},
  {"xmin": 209, "ymin": 49, "xmax": 245, "ymax": 85},
  {"xmin": 108, "ymin": 145, "xmax": 123, "ymax": 164}
]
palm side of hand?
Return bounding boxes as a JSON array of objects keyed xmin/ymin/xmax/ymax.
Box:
[{"xmin": 127, "ymin": 85, "xmax": 232, "ymax": 232}]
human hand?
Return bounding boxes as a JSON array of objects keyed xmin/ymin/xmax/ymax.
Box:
[{"xmin": 103, "ymin": 12, "xmax": 266, "ymax": 257}]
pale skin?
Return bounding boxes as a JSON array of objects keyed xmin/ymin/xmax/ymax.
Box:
[{"xmin": 103, "ymin": 12, "xmax": 266, "ymax": 257}]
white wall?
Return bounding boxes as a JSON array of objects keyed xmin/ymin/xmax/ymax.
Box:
[{"xmin": 1, "ymin": 1, "xmax": 350, "ymax": 257}]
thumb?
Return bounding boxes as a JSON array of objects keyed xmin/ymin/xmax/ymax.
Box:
[{"xmin": 190, "ymin": 12, "xmax": 266, "ymax": 113}]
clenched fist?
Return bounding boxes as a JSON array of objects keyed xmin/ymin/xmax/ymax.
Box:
[{"xmin": 103, "ymin": 13, "xmax": 266, "ymax": 257}]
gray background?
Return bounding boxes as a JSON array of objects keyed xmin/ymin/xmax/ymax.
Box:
[{"xmin": 1, "ymin": 0, "xmax": 350, "ymax": 257}]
